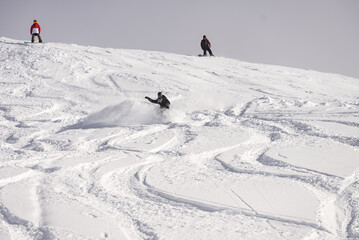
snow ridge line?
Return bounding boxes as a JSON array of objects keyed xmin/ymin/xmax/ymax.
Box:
[
  {"xmin": 246, "ymin": 115, "xmax": 359, "ymax": 147},
  {"xmin": 239, "ymin": 99, "xmax": 256, "ymax": 117},
  {"xmin": 257, "ymin": 153, "xmax": 343, "ymax": 179}
]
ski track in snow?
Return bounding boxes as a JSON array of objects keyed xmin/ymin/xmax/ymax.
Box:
[{"xmin": 0, "ymin": 37, "xmax": 359, "ymax": 239}]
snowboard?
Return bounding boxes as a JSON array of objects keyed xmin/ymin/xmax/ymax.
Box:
[
  {"xmin": 198, "ymin": 54, "xmax": 214, "ymax": 57},
  {"xmin": 24, "ymin": 42, "xmax": 48, "ymax": 44}
]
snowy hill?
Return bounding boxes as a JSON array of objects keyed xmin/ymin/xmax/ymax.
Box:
[{"xmin": 0, "ymin": 37, "xmax": 358, "ymax": 240}]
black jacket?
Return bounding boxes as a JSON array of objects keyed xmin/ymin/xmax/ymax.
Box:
[
  {"xmin": 146, "ymin": 95, "xmax": 170, "ymax": 109},
  {"xmin": 201, "ymin": 39, "xmax": 211, "ymax": 50}
]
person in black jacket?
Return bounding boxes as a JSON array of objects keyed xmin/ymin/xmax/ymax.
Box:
[
  {"xmin": 145, "ymin": 92, "xmax": 170, "ymax": 109},
  {"xmin": 200, "ymin": 35, "xmax": 214, "ymax": 56}
]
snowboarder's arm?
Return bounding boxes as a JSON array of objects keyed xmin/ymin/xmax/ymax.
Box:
[{"xmin": 145, "ymin": 96, "xmax": 158, "ymax": 104}]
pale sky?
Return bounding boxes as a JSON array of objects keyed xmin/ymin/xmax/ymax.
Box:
[{"xmin": 1, "ymin": 0, "xmax": 358, "ymax": 78}]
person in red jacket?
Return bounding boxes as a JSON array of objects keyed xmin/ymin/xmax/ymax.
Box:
[
  {"xmin": 30, "ymin": 20, "xmax": 43, "ymax": 43},
  {"xmin": 200, "ymin": 35, "xmax": 213, "ymax": 56}
]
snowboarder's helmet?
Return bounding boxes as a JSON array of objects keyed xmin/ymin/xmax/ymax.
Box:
[
  {"xmin": 203, "ymin": 35, "xmax": 206, "ymax": 38},
  {"xmin": 33, "ymin": 20, "xmax": 37, "ymax": 23},
  {"xmin": 158, "ymin": 92, "xmax": 162, "ymax": 97}
]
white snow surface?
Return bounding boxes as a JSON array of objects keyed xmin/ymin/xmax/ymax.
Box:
[{"xmin": 0, "ymin": 37, "xmax": 359, "ymax": 240}]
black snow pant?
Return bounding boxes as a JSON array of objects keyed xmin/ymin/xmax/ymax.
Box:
[
  {"xmin": 202, "ymin": 47, "xmax": 213, "ymax": 56},
  {"xmin": 31, "ymin": 34, "xmax": 43, "ymax": 43}
]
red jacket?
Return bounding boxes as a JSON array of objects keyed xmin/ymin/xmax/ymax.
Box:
[{"xmin": 30, "ymin": 23, "xmax": 41, "ymax": 34}]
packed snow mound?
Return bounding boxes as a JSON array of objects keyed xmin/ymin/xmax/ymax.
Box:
[{"xmin": 0, "ymin": 37, "xmax": 359, "ymax": 240}]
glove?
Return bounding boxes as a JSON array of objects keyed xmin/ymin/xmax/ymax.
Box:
[{"xmin": 145, "ymin": 96, "xmax": 149, "ymax": 100}]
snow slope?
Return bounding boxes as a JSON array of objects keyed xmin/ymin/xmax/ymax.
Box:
[{"xmin": 0, "ymin": 37, "xmax": 358, "ymax": 240}]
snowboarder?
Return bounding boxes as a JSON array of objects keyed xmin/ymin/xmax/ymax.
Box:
[
  {"xmin": 30, "ymin": 19, "xmax": 43, "ymax": 43},
  {"xmin": 145, "ymin": 92, "xmax": 170, "ymax": 109},
  {"xmin": 200, "ymin": 35, "xmax": 213, "ymax": 56}
]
